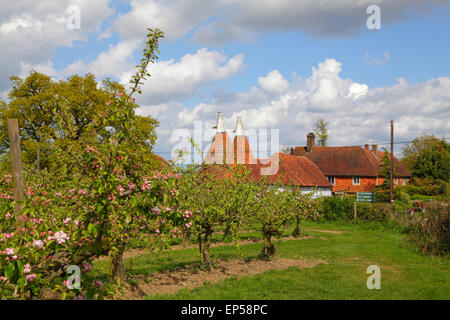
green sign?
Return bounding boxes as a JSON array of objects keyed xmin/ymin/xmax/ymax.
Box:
[{"xmin": 357, "ymin": 192, "xmax": 375, "ymax": 203}]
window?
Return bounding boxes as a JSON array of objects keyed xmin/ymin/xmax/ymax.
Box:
[
  {"xmin": 403, "ymin": 179, "xmax": 407, "ymax": 186},
  {"xmin": 352, "ymin": 176, "xmax": 360, "ymax": 185},
  {"xmin": 395, "ymin": 178, "xmax": 398, "ymax": 185},
  {"xmin": 327, "ymin": 176, "xmax": 335, "ymax": 185}
]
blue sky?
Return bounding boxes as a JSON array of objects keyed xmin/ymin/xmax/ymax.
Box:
[{"xmin": 1, "ymin": 0, "xmax": 449, "ymax": 160}]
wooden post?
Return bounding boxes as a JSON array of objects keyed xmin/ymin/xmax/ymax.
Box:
[
  {"xmin": 36, "ymin": 145, "xmax": 40, "ymax": 172},
  {"xmin": 353, "ymin": 200, "xmax": 357, "ymax": 221},
  {"xmin": 7, "ymin": 119, "xmax": 24, "ymax": 216}
]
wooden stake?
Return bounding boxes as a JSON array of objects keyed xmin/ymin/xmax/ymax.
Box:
[
  {"xmin": 353, "ymin": 200, "xmax": 357, "ymax": 221},
  {"xmin": 36, "ymin": 145, "xmax": 40, "ymax": 171},
  {"xmin": 7, "ymin": 119, "xmax": 24, "ymax": 216}
]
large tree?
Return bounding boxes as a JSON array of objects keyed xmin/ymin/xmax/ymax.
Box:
[
  {"xmin": 0, "ymin": 72, "xmax": 161, "ymax": 171},
  {"xmin": 401, "ymin": 134, "xmax": 443, "ymax": 172},
  {"xmin": 314, "ymin": 118, "xmax": 329, "ymax": 146},
  {"xmin": 412, "ymin": 139, "xmax": 450, "ymax": 182}
]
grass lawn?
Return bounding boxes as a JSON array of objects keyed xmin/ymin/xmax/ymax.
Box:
[{"xmin": 91, "ymin": 221, "xmax": 450, "ymax": 300}]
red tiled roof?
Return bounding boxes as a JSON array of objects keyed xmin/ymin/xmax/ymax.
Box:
[
  {"xmin": 155, "ymin": 155, "xmax": 169, "ymax": 167},
  {"xmin": 292, "ymin": 146, "xmax": 379, "ymax": 176},
  {"xmin": 242, "ymin": 153, "xmax": 331, "ymax": 187},
  {"xmin": 203, "ymin": 132, "xmax": 330, "ymax": 187},
  {"xmin": 292, "ymin": 145, "xmax": 411, "ymax": 177},
  {"xmin": 372, "ymin": 150, "xmax": 411, "ymax": 177}
]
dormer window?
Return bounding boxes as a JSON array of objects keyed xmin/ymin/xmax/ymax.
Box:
[
  {"xmin": 327, "ymin": 176, "xmax": 335, "ymax": 185},
  {"xmin": 352, "ymin": 176, "xmax": 360, "ymax": 185}
]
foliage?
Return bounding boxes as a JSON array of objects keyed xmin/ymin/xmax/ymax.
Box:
[
  {"xmin": 412, "ymin": 139, "xmax": 450, "ymax": 182},
  {"xmin": 401, "ymin": 134, "xmax": 446, "ymax": 172},
  {"xmin": 313, "ymin": 118, "xmax": 329, "ymax": 147},
  {"xmin": 177, "ymin": 164, "xmax": 255, "ymax": 267},
  {"xmin": 0, "ymin": 28, "xmax": 186, "ymax": 299},
  {"xmin": 248, "ymin": 181, "xmax": 296, "ymax": 258},
  {"xmin": 287, "ymin": 187, "xmax": 319, "ymax": 237},
  {"xmin": 409, "ymin": 202, "xmax": 450, "ymax": 256},
  {"xmin": 319, "ymin": 196, "xmax": 355, "ymax": 221},
  {"xmin": 378, "ymin": 148, "xmax": 399, "ymax": 190},
  {"xmin": 0, "ymin": 72, "xmax": 160, "ymax": 171}
]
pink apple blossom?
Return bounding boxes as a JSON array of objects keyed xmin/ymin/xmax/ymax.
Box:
[
  {"xmin": 26, "ymin": 274, "xmax": 36, "ymax": 282},
  {"xmin": 24, "ymin": 264, "xmax": 31, "ymax": 274},
  {"xmin": 54, "ymin": 231, "xmax": 68, "ymax": 244},
  {"xmin": 33, "ymin": 240, "xmax": 44, "ymax": 248}
]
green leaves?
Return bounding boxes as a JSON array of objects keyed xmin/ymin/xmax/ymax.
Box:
[
  {"xmin": 5, "ymin": 263, "xmax": 15, "ymax": 280},
  {"xmin": 88, "ymin": 223, "xmax": 98, "ymax": 237}
]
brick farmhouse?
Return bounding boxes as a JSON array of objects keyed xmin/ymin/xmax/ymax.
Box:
[
  {"xmin": 204, "ymin": 113, "xmax": 332, "ymax": 197},
  {"xmin": 291, "ymin": 133, "xmax": 411, "ymax": 193},
  {"xmin": 203, "ymin": 113, "xmax": 410, "ymax": 196}
]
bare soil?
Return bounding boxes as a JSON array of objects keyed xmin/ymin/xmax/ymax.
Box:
[{"xmin": 114, "ymin": 257, "xmax": 328, "ymax": 300}]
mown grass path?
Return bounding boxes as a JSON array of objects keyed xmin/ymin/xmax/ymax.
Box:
[{"xmin": 91, "ymin": 221, "xmax": 450, "ymax": 300}]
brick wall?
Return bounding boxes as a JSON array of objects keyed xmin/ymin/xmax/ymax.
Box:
[
  {"xmin": 332, "ymin": 176, "xmax": 376, "ymax": 193},
  {"xmin": 332, "ymin": 176, "xmax": 409, "ymax": 193}
]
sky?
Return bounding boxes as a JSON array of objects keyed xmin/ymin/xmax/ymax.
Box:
[{"xmin": 1, "ymin": 0, "xmax": 449, "ymax": 161}]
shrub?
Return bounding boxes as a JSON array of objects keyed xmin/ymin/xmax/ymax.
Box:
[
  {"xmin": 356, "ymin": 203, "xmax": 391, "ymax": 222},
  {"xmin": 319, "ymin": 196, "xmax": 355, "ymax": 221},
  {"xmin": 409, "ymin": 202, "xmax": 450, "ymax": 256},
  {"xmin": 398, "ymin": 191, "xmax": 411, "ymax": 207}
]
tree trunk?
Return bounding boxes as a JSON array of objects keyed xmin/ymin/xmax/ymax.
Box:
[
  {"xmin": 292, "ymin": 216, "xmax": 301, "ymax": 237},
  {"xmin": 109, "ymin": 241, "xmax": 126, "ymax": 283},
  {"xmin": 222, "ymin": 222, "xmax": 232, "ymax": 241},
  {"xmin": 200, "ymin": 230, "xmax": 212, "ymax": 268},
  {"xmin": 182, "ymin": 230, "xmax": 191, "ymax": 247},
  {"xmin": 261, "ymin": 233, "xmax": 275, "ymax": 258}
]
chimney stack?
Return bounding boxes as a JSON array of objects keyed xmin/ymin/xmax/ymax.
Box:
[
  {"xmin": 306, "ymin": 133, "xmax": 315, "ymax": 153},
  {"xmin": 372, "ymin": 144, "xmax": 378, "ymax": 153},
  {"xmin": 364, "ymin": 144, "xmax": 369, "ymax": 150}
]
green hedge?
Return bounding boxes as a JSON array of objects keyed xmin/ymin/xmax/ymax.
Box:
[
  {"xmin": 319, "ymin": 196, "xmax": 355, "ymax": 221},
  {"xmin": 320, "ymin": 196, "xmax": 411, "ymax": 223}
]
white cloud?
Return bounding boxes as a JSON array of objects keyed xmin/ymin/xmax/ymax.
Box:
[
  {"xmin": 258, "ymin": 70, "xmax": 289, "ymax": 93},
  {"xmin": 112, "ymin": 0, "xmax": 220, "ymax": 42},
  {"xmin": 144, "ymin": 58, "xmax": 449, "ymax": 159},
  {"xmin": 19, "ymin": 44, "xmax": 244, "ymax": 107},
  {"xmin": 0, "ymin": 0, "xmax": 113, "ymax": 92},
  {"xmin": 129, "ymin": 48, "xmax": 245, "ymax": 104},
  {"xmin": 305, "ymin": 58, "xmax": 368, "ymax": 111},
  {"xmin": 18, "ymin": 40, "xmax": 139, "ymax": 84}
]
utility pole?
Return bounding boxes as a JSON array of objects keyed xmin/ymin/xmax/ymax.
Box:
[{"xmin": 390, "ymin": 120, "xmax": 394, "ymax": 205}]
